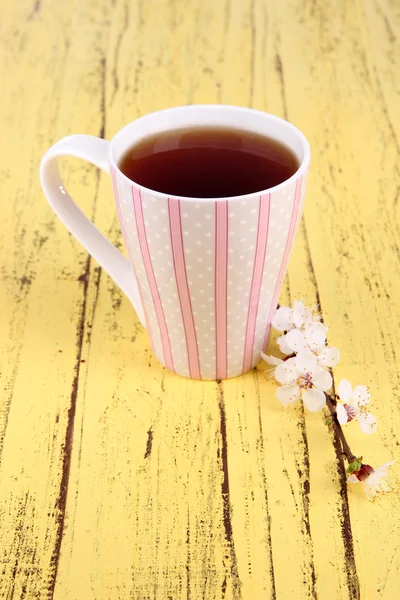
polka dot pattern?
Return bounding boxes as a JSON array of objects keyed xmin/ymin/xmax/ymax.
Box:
[
  {"xmin": 140, "ymin": 197, "xmax": 190, "ymax": 378},
  {"xmin": 114, "ymin": 175, "xmax": 163, "ymax": 364},
  {"xmin": 179, "ymin": 199, "xmax": 216, "ymax": 378},
  {"xmin": 256, "ymin": 175, "xmax": 308, "ymax": 364},
  {"xmin": 252, "ymin": 182, "xmax": 300, "ymax": 368},
  {"xmin": 224, "ymin": 199, "xmax": 259, "ymax": 377}
]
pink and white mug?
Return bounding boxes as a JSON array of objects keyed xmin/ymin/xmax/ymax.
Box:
[{"xmin": 40, "ymin": 105, "xmax": 310, "ymax": 380}]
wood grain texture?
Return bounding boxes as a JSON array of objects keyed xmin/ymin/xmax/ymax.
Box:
[{"xmin": 0, "ymin": 0, "xmax": 399, "ymax": 598}]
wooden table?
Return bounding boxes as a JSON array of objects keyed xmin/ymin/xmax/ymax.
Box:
[{"xmin": 1, "ymin": 1, "xmax": 399, "ymax": 598}]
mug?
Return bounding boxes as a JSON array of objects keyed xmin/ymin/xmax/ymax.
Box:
[{"xmin": 40, "ymin": 105, "xmax": 310, "ymax": 380}]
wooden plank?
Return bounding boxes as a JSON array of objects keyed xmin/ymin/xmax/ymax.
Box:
[
  {"xmin": 274, "ymin": 1, "xmax": 400, "ymax": 598},
  {"xmin": 0, "ymin": 1, "xmax": 117, "ymax": 597},
  {"xmin": 0, "ymin": 0, "xmax": 399, "ymax": 599}
]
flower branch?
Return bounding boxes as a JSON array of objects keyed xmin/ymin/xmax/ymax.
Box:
[
  {"xmin": 262, "ymin": 301, "xmax": 395, "ymax": 501},
  {"xmin": 324, "ymin": 392, "xmax": 356, "ymax": 462}
]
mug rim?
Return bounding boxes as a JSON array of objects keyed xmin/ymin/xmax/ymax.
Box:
[{"xmin": 109, "ymin": 104, "xmax": 310, "ymax": 202}]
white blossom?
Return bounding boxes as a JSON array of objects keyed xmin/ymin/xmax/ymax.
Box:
[
  {"xmin": 279, "ymin": 323, "xmax": 340, "ymax": 366},
  {"xmin": 336, "ymin": 379, "xmax": 377, "ymax": 434},
  {"xmin": 274, "ymin": 350, "xmax": 332, "ymax": 412},
  {"xmin": 272, "ymin": 301, "xmax": 315, "ymax": 333},
  {"xmin": 347, "ymin": 461, "xmax": 395, "ymax": 500}
]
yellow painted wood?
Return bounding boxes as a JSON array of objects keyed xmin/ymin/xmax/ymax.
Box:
[{"xmin": 0, "ymin": 0, "xmax": 399, "ymax": 598}]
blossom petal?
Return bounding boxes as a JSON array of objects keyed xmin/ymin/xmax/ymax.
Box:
[
  {"xmin": 312, "ymin": 367, "xmax": 332, "ymax": 391},
  {"xmin": 353, "ymin": 385, "xmax": 370, "ymax": 407},
  {"xmin": 272, "ymin": 306, "xmax": 292, "ymax": 332},
  {"xmin": 337, "ymin": 378, "xmax": 353, "ymax": 403},
  {"xmin": 304, "ymin": 322, "xmax": 327, "ymax": 351},
  {"xmin": 317, "ymin": 346, "xmax": 340, "ymax": 367},
  {"xmin": 293, "ymin": 349, "xmax": 318, "ymax": 374},
  {"xmin": 373, "ymin": 460, "xmax": 396, "ymax": 476},
  {"xmin": 361, "ymin": 461, "xmax": 395, "ymax": 500},
  {"xmin": 261, "ymin": 352, "xmax": 283, "ymax": 366},
  {"xmin": 277, "ymin": 334, "xmax": 294, "ymax": 355},
  {"xmin": 347, "ymin": 474, "xmax": 359, "ymax": 484},
  {"xmin": 302, "ymin": 388, "xmax": 326, "ymax": 412},
  {"xmin": 284, "ymin": 329, "xmax": 307, "ymax": 353},
  {"xmin": 275, "ymin": 359, "xmax": 298, "ymax": 385},
  {"xmin": 358, "ymin": 413, "xmax": 378, "ymax": 435},
  {"xmin": 276, "ymin": 384, "xmax": 300, "ymax": 406},
  {"xmin": 336, "ymin": 403, "xmax": 349, "ymax": 425},
  {"xmin": 292, "ymin": 301, "xmax": 313, "ymax": 329}
]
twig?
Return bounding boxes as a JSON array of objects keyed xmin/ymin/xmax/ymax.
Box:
[{"xmin": 325, "ymin": 393, "xmax": 357, "ymax": 463}]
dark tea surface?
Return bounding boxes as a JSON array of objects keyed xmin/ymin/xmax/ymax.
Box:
[{"xmin": 118, "ymin": 126, "xmax": 299, "ymax": 198}]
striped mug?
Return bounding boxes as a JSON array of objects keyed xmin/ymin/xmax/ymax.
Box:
[{"xmin": 40, "ymin": 105, "xmax": 310, "ymax": 380}]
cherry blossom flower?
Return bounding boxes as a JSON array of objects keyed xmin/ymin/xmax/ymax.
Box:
[
  {"xmin": 280, "ymin": 323, "xmax": 340, "ymax": 367},
  {"xmin": 347, "ymin": 460, "xmax": 395, "ymax": 500},
  {"xmin": 336, "ymin": 379, "xmax": 377, "ymax": 434},
  {"xmin": 274, "ymin": 350, "xmax": 332, "ymax": 412},
  {"xmin": 272, "ymin": 301, "xmax": 315, "ymax": 333}
]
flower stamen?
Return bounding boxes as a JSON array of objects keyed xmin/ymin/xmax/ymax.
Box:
[{"xmin": 297, "ymin": 372, "xmax": 314, "ymax": 389}]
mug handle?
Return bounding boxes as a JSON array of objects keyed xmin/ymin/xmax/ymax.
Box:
[{"xmin": 40, "ymin": 134, "xmax": 146, "ymax": 326}]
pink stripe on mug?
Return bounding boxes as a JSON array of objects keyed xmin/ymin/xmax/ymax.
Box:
[
  {"xmin": 111, "ymin": 168, "xmax": 154, "ymax": 351},
  {"xmin": 168, "ymin": 198, "xmax": 201, "ymax": 379},
  {"xmin": 215, "ymin": 200, "xmax": 229, "ymax": 380},
  {"xmin": 263, "ymin": 176, "xmax": 303, "ymax": 351},
  {"xmin": 132, "ymin": 186, "xmax": 175, "ymax": 373},
  {"xmin": 242, "ymin": 194, "xmax": 271, "ymax": 373}
]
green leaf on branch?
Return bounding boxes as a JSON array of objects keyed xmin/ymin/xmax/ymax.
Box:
[{"xmin": 346, "ymin": 457, "xmax": 363, "ymax": 474}]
